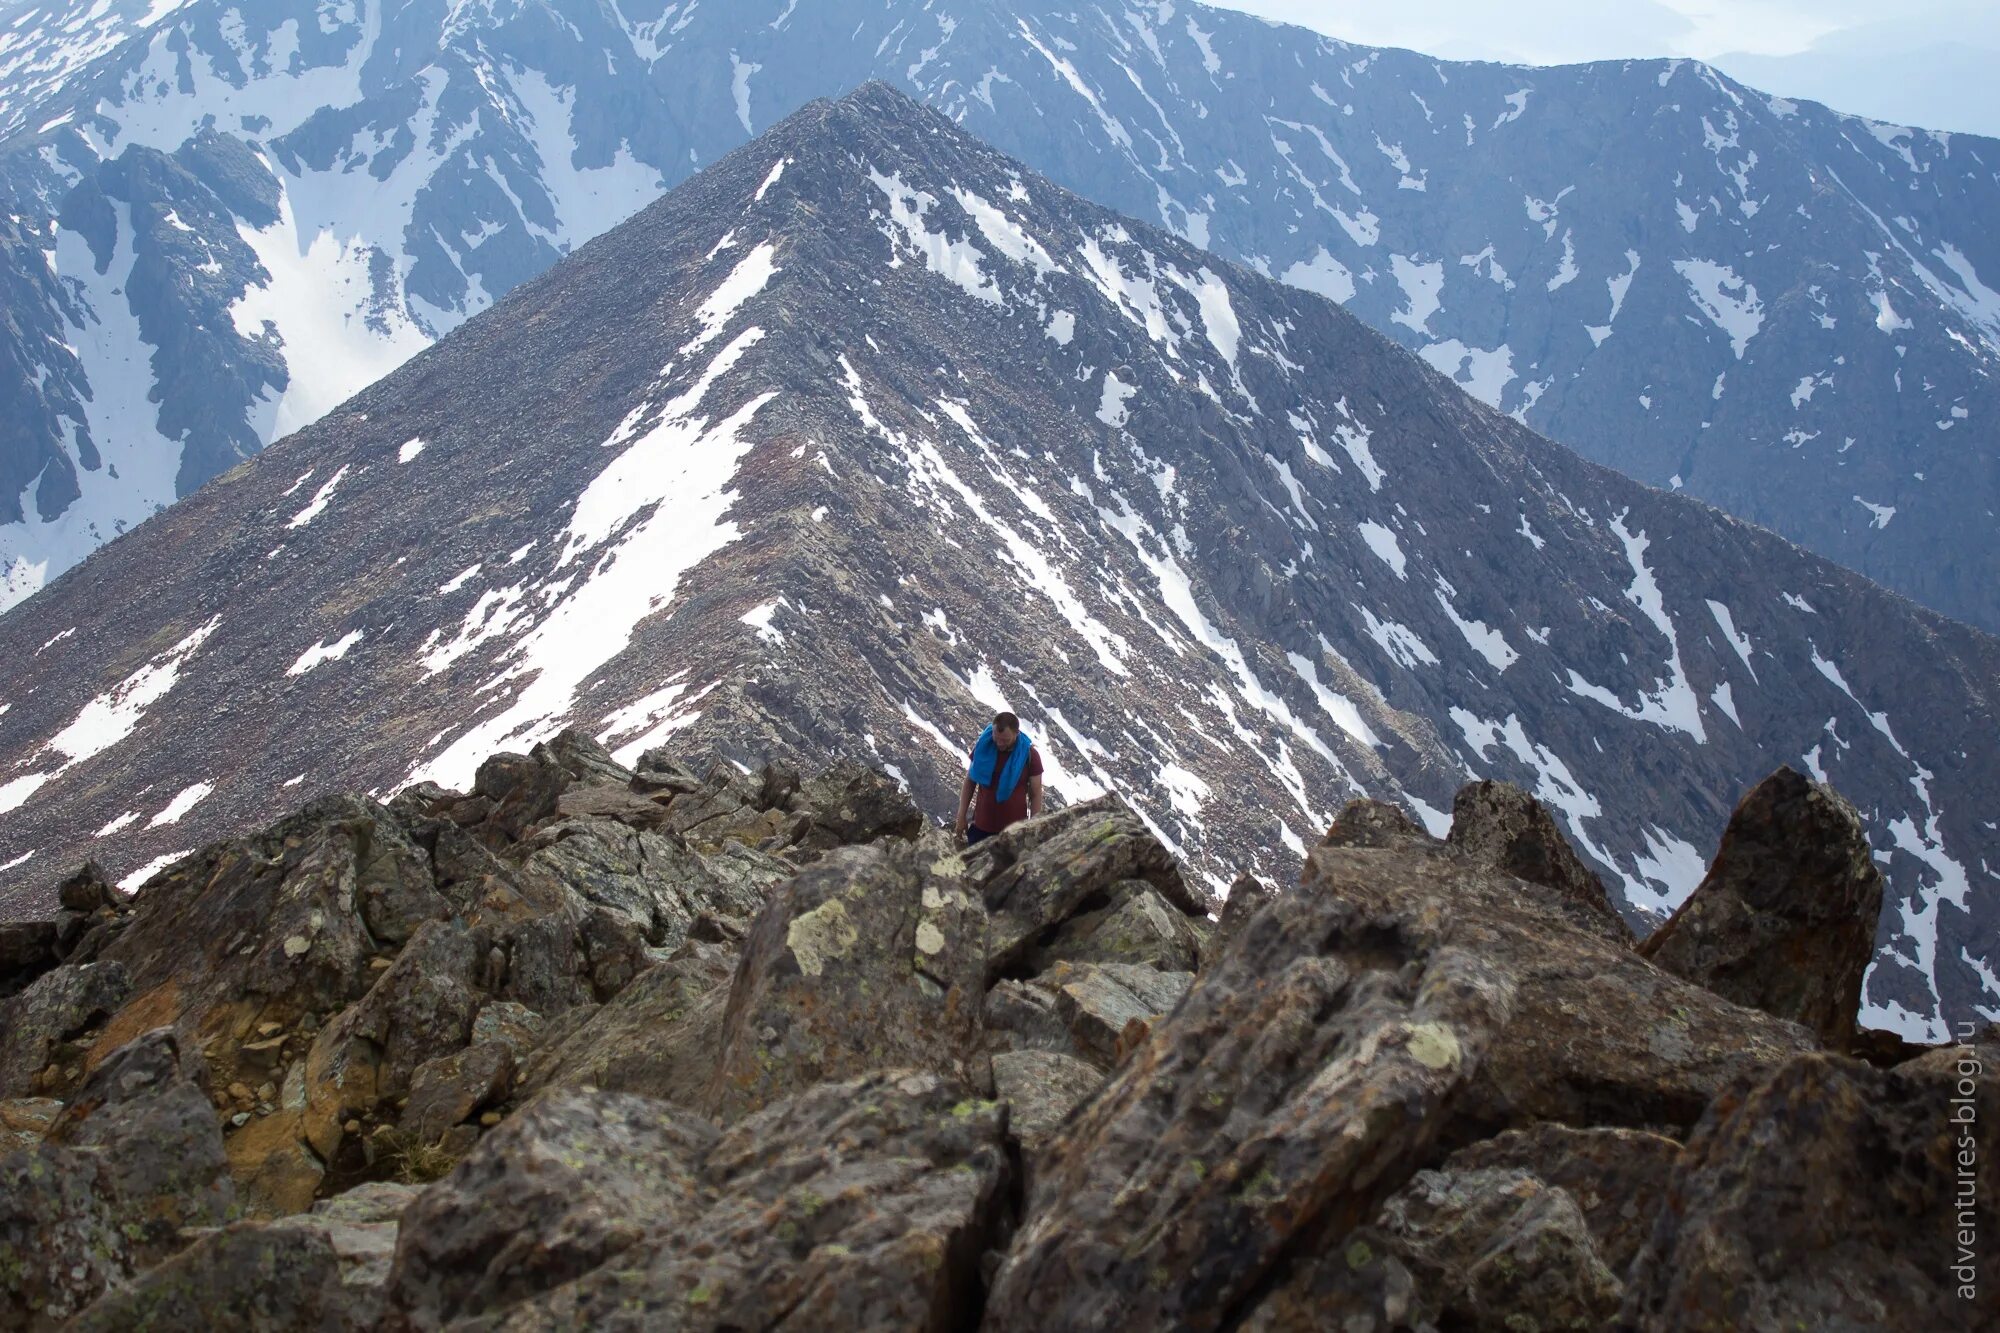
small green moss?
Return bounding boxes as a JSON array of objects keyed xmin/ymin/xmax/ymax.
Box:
[{"xmin": 1346, "ymin": 1239, "xmax": 1374, "ymax": 1270}]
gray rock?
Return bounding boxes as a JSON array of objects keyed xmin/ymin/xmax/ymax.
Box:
[
  {"xmin": 992, "ymin": 1048, "xmax": 1103, "ymax": 1151},
  {"xmin": 461, "ymin": 1073, "xmax": 1011, "ymax": 1331},
  {"xmin": 1030, "ymin": 879, "xmax": 1206, "ymax": 974},
  {"xmin": 384, "ymin": 1090, "xmax": 720, "ymax": 1326},
  {"xmin": 45, "ymin": 1028, "xmax": 234, "ymax": 1266},
  {"xmin": 67, "ymin": 1222, "xmax": 359, "ymax": 1332},
  {"xmin": 708, "ymin": 839, "xmax": 989, "ymax": 1119},
  {"xmin": 0, "ymin": 960, "xmax": 129, "ymax": 1096},
  {"xmin": 518, "ymin": 942, "xmax": 737, "ymax": 1105}
]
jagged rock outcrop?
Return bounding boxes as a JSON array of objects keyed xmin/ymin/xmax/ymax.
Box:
[
  {"xmin": 387, "ymin": 1074, "xmax": 1010, "ymax": 1330},
  {"xmin": 1640, "ymin": 767, "xmax": 1886, "ymax": 1046},
  {"xmin": 1621, "ymin": 1052, "xmax": 2000, "ymax": 1328},
  {"xmin": 983, "ymin": 890, "xmax": 1516, "ymax": 1328},
  {"xmin": 1301, "ymin": 825, "xmax": 1818, "ymax": 1141},
  {"xmin": 1449, "ymin": 780, "xmax": 1635, "ymax": 945},
  {"xmin": 0, "ymin": 1029, "xmax": 232, "ymax": 1329},
  {"xmin": 2, "ymin": 745, "xmax": 1985, "ymax": 1330}
]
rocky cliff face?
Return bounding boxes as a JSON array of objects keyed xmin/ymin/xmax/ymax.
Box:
[
  {"xmin": 0, "ymin": 85, "xmax": 1994, "ymax": 1036},
  {"xmin": 0, "ymin": 0, "xmax": 1996, "ymax": 630},
  {"xmin": 0, "ymin": 731, "xmax": 1991, "ymax": 1328}
]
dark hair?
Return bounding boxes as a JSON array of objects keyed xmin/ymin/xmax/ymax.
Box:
[{"xmin": 992, "ymin": 711, "xmax": 1020, "ymax": 732}]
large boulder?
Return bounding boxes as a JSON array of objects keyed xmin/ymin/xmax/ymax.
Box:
[
  {"xmin": 1448, "ymin": 780, "xmax": 1634, "ymax": 945},
  {"xmin": 707, "ymin": 840, "xmax": 989, "ymax": 1120},
  {"xmin": 1298, "ymin": 841, "xmax": 1818, "ymax": 1141},
  {"xmin": 45, "ymin": 1028, "xmax": 234, "ymax": 1265},
  {"xmin": 67, "ymin": 1222, "xmax": 360, "ymax": 1332},
  {"xmin": 968, "ymin": 796, "xmax": 1202, "ymax": 983},
  {"xmin": 385, "ymin": 1091, "xmax": 717, "ymax": 1326},
  {"xmin": 983, "ymin": 884, "xmax": 1515, "ymax": 1329},
  {"xmin": 517, "ymin": 940, "xmax": 737, "ymax": 1105},
  {"xmin": 395, "ymin": 1072, "xmax": 1011, "ymax": 1331},
  {"xmin": 1639, "ymin": 767, "xmax": 1886, "ymax": 1046},
  {"xmin": 0, "ymin": 1029, "xmax": 233, "ymax": 1328},
  {"xmin": 1622, "ymin": 1052, "xmax": 2000, "ymax": 1329},
  {"xmin": 0, "ymin": 960, "xmax": 129, "ymax": 1097}
]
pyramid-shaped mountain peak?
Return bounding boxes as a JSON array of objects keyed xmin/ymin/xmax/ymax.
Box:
[{"xmin": 1, "ymin": 83, "xmax": 1996, "ymax": 1038}]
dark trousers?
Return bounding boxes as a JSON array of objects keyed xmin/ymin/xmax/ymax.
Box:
[{"xmin": 966, "ymin": 825, "xmax": 996, "ymax": 845}]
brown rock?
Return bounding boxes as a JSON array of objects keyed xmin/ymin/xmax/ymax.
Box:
[
  {"xmin": 55, "ymin": 862, "xmax": 116, "ymax": 915},
  {"xmin": 1621, "ymin": 1052, "xmax": 2000, "ymax": 1329},
  {"xmin": 983, "ymin": 886, "xmax": 1514, "ymax": 1330},
  {"xmin": 1298, "ymin": 842, "xmax": 1818, "ymax": 1141},
  {"xmin": 1639, "ymin": 767, "xmax": 1886, "ymax": 1046},
  {"xmin": 226, "ymin": 1109, "xmax": 324, "ymax": 1218},
  {"xmin": 1448, "ymin": 780, "xmax": 1634, "ymax": 944},
  {"xmin": 473, "ymin": 751, "xmax": 572, "ymax": 843},
  {"xmin": 971, "ymin": 796, "xmax": 1199, "ymax": 983},
  {"xmin": 0, "ymin": 1098, "xmax": 60, "ymax": 1154},
  {"xmin": 1321, "ymin": 796, "xmax": 1439, "ymax": 851},
  {"xmin": 400, "ymin": 1042, "xmax": 515, "ymax": 1143}
]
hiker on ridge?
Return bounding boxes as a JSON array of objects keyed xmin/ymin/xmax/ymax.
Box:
[{"xmin": 954, "ymin": 710, "xmax": 1044, "ymax": 845}]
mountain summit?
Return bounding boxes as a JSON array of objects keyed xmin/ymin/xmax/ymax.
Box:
[{"xmin": 0, "ymin": 83, "xmax": 1995, "ymax": 1035}]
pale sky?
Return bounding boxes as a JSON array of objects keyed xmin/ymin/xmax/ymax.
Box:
[{"xmin": 1210, "ymin": 0, "xmax": 2000, "ymax": 138}]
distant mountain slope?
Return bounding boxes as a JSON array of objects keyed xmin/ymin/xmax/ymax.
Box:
[
  {"xmin": 0, "ymin": 0, "xmax": 1995, "ymax": 630},
  {"xmin": 1, "ymin": 85, "xmax": 1995, "ymax": 1041}
]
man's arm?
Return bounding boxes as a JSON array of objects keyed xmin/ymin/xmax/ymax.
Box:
[
  {"xmin": 954, "ymin": 776, "xmax": 976, "ymax": 838},
  {"xmin": 1027, "ymin": 773, "xmax": 1044, "ymax": 818}
]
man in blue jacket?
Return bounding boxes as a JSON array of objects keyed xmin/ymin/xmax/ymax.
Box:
[{"xmin": 953, "ymin": 710, "xmax": 1045, "ymax": 845}]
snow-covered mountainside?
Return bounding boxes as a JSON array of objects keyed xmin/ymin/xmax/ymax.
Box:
[
  {"xmin": 0, "ymin": 0, "xmax": 1996, "ymax": 629},
  {"xmin": 0, "ymin": 85, "xmax": 1995, "ymax": 1041}
]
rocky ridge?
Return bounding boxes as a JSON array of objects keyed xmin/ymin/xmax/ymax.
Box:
[
  {"xmin": 1, "ymin": 729, "xmax": 1993, "ymax": 1329},
  {"xmin": 0, "ymin": 84, "xmax": 1995, "ymax": 1041},
  {"xmin": 0, "ymin": 0, "xmax": 1996, "ymax": 630}
]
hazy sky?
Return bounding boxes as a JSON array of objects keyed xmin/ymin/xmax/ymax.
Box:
[{"xmin": 1209, "ymin": 0, "xmax": 2000, "ymax": 137}]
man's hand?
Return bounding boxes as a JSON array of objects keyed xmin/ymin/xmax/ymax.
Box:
[{"xmin": 953, "ymin": 814, "xmax": 969, "ymax": 843}]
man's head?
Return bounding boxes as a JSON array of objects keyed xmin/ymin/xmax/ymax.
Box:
[{"xmin": 991, "ymin": 711, "xmax": 1020, "ymax": 750}]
